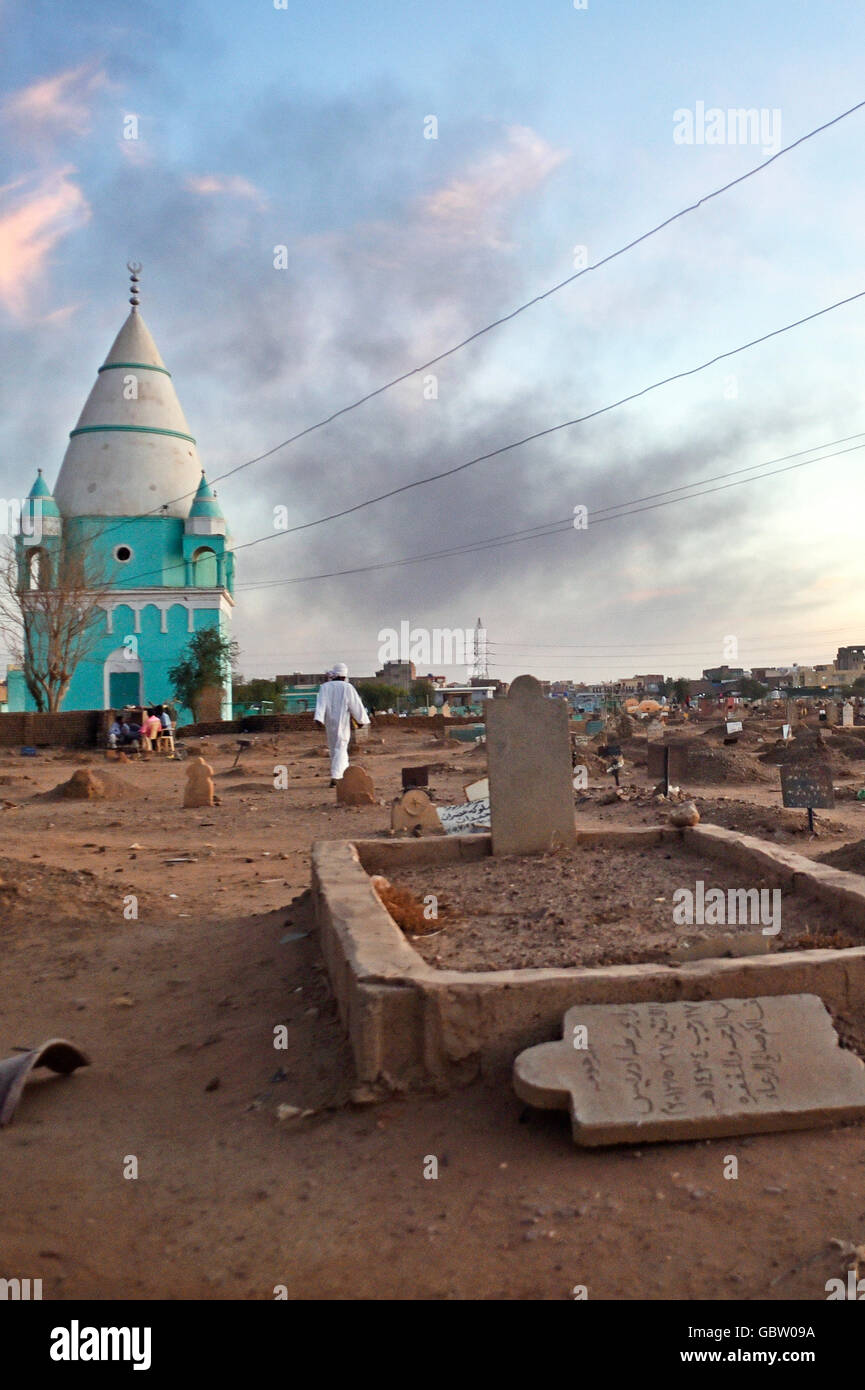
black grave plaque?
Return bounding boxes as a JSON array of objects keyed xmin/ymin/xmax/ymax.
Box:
[{"xmin": 779, "ymin": 762, "xmax": 835, "ymax": 809}]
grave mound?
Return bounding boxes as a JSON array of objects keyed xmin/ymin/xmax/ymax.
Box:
[
  {"xmin": 693, "ymin": 796, "xmax": 845, "ymax": 838},
  {"xmin": 818, "ymin": 838, "xmax": 865, "ymax": 875},
  {"xmin": 219, "ymin": 780, "xmax": 275, "ymax": 794},
  {"xmin": 681, "ymin": 744, "xmax": 774, "ymax": 785},
  {"xmin": 39, "ymin": 769, "xmax": 142, "ymax": 801},
  {"xmin": 390, "ymin": 841, "xmax": 854, "ymax": 972}
]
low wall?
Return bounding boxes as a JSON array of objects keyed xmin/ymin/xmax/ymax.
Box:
[
  {"xmin": 312, "ymin": 825, "xmax": 865, "ymax": 1091},
  {"xmin": 0, "ymin": 709, "xmax": 110, "ymax": 748},
  {"xmin": 177, "ymin": 711, "xmax": 483, "ymax": 737}
]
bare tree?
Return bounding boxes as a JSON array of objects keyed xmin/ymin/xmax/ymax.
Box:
[{"xmin": 0, "ymin": 536, "xmax": 114, "ymax": 713}]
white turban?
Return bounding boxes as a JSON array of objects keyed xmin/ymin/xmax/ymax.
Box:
[{"xmin": 332, "ymin": 662, "xmax": 348, "ymax": 677}]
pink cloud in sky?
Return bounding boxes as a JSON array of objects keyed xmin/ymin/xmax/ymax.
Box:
[
  {"xmin": 2, "ymin": 63, "xmax": 109, "ymax": 137},
  {"xmin": 0, "ymin": 168, "xmax": 90, "ymax": 318},
  {"xmin": 186, "ymin": 173, "xmax": 267, "ymax": 209},
  {"xmin": 419, "ymin": 124, "xmax": 568, "ymax": 248}
]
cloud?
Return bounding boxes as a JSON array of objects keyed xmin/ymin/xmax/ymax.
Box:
[
  {"xmin": 186, "ymin": 173, "xmax": 267, "ymax": 209},
  {"xmin": 2, "ymin": 63, "xmax": 108, "ymax": 138},
  {"xmin": 0, "ymin": 168, "xmax": 89, "ymax": 318},
  {"xmin": 418, "ymin": 124, "xmax": 568, "ymax": 249}
]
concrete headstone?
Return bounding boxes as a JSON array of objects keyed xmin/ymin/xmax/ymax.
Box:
[
  {"xmin": 842, "ymin": 702, "xmax": 854, "ymax": 728},
  {"xmin": 486, "ymin": 674, "xmax": 576, "ymax": 855},
  {"xmin": 391, "ymin": 788, "xmax": 444, "ymax": 836},
  {"xmin": 514, "ymin": 995, "xmax": 865, "ymax": 1145},
  {"xmin": 337, "ymin": 765, "xmax": 376, "ymax": 805},
  {"xmin": 183, "ymin": 756, "xmax": 214, "ymax": 808}
]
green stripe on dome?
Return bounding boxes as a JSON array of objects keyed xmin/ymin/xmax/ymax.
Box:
[
  {"xmin": 69, "ymin": 424, "xmax": 196, "ymax": 444},
  {"xmin": 98, "ymin": 361, "xmax": 172, "ymax": 376}
]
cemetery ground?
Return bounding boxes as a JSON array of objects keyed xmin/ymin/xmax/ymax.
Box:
[{"xmin": 2, "ymin": 724, "xmax": 865, "ymax": 1300}]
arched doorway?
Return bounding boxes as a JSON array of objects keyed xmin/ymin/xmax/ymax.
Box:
[{"xmin": 104, "ymin": 646, "xmax": 143, "ymax": 711}]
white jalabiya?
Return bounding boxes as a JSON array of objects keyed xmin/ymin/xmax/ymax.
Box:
[{"xmin": 314, "ymin": 679, "xmax": 370, "ymax": 779}]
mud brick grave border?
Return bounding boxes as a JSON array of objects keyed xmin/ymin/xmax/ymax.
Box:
[{"xmin": 311, "ymin": 825, "xmax": 865, "ymax": 1090}]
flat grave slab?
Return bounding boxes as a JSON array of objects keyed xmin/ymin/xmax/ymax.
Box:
[{"xmin": 514, "ymin": 994, "xmax": 865, "ymax": 1145}]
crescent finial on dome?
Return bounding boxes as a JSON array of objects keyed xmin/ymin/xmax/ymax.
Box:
[{"xmin": 127, "ymin": 260, "xmax": 142, "ymax": 308}]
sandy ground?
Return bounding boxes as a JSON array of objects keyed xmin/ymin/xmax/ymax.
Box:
[{"xmin": 2, "ymin": 727, "xmax": 865, "ymax": 1301}]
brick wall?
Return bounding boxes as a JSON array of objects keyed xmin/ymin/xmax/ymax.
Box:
[
  {"xmin": 176, "ymin": 711, "xmax": 483, "ymax": 738},
  {"xmin": 0, "ymin": 709, "xmax": 110, "ymax": 748}
]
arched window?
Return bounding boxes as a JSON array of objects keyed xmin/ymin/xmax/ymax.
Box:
[
  {"xmin": 28, "ymin": 548, "xmax": 50, "ymax": 590},
  {"xmin": 192, "ymin": 547, "xmax": 218, "ymax": 586}
]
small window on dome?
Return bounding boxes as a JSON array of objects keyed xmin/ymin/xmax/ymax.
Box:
[{"xmin": 114, "ymin": 545, "xmax": 132, "ymax": 563}]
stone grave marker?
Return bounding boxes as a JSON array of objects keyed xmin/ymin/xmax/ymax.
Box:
[
  {"xmin": 183, "ymin": 756, "xmax": 214, "ymax": 808},
  {"xmin": 842, "ymin": 701, "xmax": 854, "ymax": 728},
  {"xmin": 437, "ymin": 799, "xmax": 491, "ymax": 833},
  {"xmin": 514, "ymin": 995, "xmax": 865, "ymax": 1145},
  {"xmin": 391, "ymin": 788, "xmax": 444, "ymax": 835},
  {"xmin": 485, "ymin": 674, "xmax": 576, "ymax": 855},
  {"xmin": 337, "ymin": 765, "xmax": 376, "ymax": 805}
]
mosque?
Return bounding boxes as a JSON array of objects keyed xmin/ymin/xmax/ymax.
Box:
[{"xmin": 8, "ymin": 267, "xmax": 234, "ymax": 720}]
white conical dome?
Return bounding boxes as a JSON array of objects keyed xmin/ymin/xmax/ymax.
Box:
[{"xmin": 53, "ymin": 308, "xmax": 203, "ymax": 518}]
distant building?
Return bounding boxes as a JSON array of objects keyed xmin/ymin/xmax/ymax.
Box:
[
  {"xmin": 702, "ymin": 666, "xmax": 745, "ymax": 684},
  {"xmin": 836, "ymin": 646, "xmax": 865, "ymax": 672},
  {"xmin": 376, "ymin": 660, "xmax": 416, "ymax": 691},
  {"xmin": 277, "ymin": 672, "xmax": 330, "ymax": 687}
]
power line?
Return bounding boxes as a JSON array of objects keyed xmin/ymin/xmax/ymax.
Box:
[
  {"xmin": 232, "ymin": 433, "xmax": 865, "ymax": 591},
  {"xmin": 202, "ymin": 97, "xmax": 865, "ymax": 494},
  {"xmin": 219, "ymin": 289, "xmax": 865, "ymax": 562},
  {"xmin": 24, "ymin": 97, "xmax": 865, "ymax": 568}
]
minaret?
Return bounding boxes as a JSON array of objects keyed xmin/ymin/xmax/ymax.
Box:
[{"xmin": 53, "ymin": 263, "xmax": 204, "ymax": 519}]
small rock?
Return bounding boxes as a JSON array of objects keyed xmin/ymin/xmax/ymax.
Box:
[
  {"xmin": 276, "ymin": 1104, "xmax": 302, "ymax": 1122},
  {"xmin": 350, "ymin": 1084, "xmax": 378, "ymax": 1106}
]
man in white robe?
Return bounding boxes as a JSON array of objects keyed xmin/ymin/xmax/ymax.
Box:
[{"xmin": 314, "ymin": 663, "xmax": 370, "ymax": 784}]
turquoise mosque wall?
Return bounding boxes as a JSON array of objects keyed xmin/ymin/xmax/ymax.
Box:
[
  {"xmin": 61, "ymin": 515, "xmax": 234, "ymax": 594},
  {"xmin": 27, "ymin": 600, "xmax": 227, "ymax": 724}
]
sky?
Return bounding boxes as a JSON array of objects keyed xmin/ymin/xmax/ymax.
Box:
[{"xmin": 1, "ymin": 0, "xmax": 865, "ymax": 686}]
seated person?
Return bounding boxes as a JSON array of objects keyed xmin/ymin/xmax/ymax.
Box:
[
  {"xmin": 141, "ymin": 710, "xmax": 161, "ymax": 745},
  {"xmin": 121, "ymin": 719, "xmax": 142, "ymax": 747},
  {"xmin": 157, "ymin": 704, "xmax": 173, "ymax": 734},
  {"xmin": 108, "ymin": 714, "xmax": 123, "ymax": 748}
]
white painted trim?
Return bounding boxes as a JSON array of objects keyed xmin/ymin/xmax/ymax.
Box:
[{"xmin": 93, "ymin": 587, "xmax": 234, "ymax": 637}]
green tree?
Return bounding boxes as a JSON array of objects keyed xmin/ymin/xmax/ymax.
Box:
[
  {"xmin": 356, "ymin": 681, "xmax": 402, "ymax": 712},
  {"xmin": 739, "ymin": 677, "xmax": 768, "ymax": 700},
  {"xmin": 673, "ymin": 677, "xmax": 691, "ymax": 704},
  {"xmin": 232, "ymin": 676, "xmax": 285, "ymax": 712},
  {"xmin": 169, "ymin": 627, "xmax": 239, "ymax": 721},
  {"xmin": 409, "ymin": 678, "xmax": 434, "ymax": 707}
]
